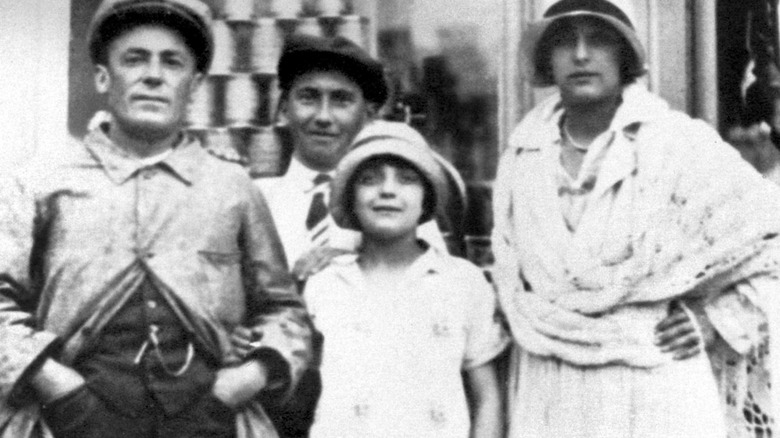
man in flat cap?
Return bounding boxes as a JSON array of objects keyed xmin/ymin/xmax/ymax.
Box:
[{"xmin": 0, "ymin": 0, "xmax": 312, "ymax": 437}]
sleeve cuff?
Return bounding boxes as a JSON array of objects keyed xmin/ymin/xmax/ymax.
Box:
[
  {"xmin": 245, "ymin": 315, "xmax": 314, "ymax": 402},
  {"xmin": 247, "ymin": 347, "xmax": 291, "ymax": 398},
  {"xmin": 5, "ymin": 329, "xmax": 61, "ymax": 407}
]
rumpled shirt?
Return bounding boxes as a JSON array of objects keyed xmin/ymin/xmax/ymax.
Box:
[{"xmin": 0, "ymin": 125, "xmax": 313, "ymax": 437}]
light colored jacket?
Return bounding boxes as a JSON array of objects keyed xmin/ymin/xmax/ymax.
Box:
[{"xmin": 0, "ymin": 127, "xmax": 313, "ymax": 437}]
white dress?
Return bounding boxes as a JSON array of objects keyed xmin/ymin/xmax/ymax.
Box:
[{"xmin": 304, "ymin": 246, "xmax": 509, "ymax": 438}]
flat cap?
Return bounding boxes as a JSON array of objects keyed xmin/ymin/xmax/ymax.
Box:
[
  {"xmin": 87, "ymin": 0, "xmax": 214, "ymax": 73},
  {"xmin": 278, "ymin": 34, "xmax": 389, "ymax": 106}
]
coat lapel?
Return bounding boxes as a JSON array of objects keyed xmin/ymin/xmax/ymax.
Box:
[{"xmin": 512, "ymin": 115, "xmax": 575, "ymax": 279}]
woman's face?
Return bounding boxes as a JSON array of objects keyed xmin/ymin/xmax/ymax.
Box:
[
  {"xmin": 549, "ymin": 17, "xmax": 624, "ymax": 107},
  {"xmin": 353, "ymin": 159, "xmax": 426, "ymax": 240}
]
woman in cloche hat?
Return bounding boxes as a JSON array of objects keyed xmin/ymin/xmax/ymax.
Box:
[{"xmin": 492, "ymin": 0, "xmax": 780, "ymax": 436}]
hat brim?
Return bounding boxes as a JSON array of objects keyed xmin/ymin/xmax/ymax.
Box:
[
  {"xmin": 88, "ymin": 1, "xmax": 213, "ymax": 73},
  {"xmin": 330, "ymin": 140, "xmax": 449, "ymax": 231},
  {"xmin": 520, "ymin": 11, "xmax": 647, "ymax": 87}
]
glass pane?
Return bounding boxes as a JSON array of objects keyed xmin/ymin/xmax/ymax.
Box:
[
  {"xmin": 376, "ymin": 0, "xmax": 503, "ymax": 260},
  {"xmin": 376, "ymin": 0, "xmax": 502, "ymax": 184}
]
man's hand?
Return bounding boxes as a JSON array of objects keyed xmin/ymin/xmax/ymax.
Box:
[
  {"xmin": 230, "ymin": 325, "xmax": 263, "ymax": 359},
  {"xmin": 212, "ymin": 361, "xmax": 269, "ymax": 409},
  {"xmin": 31, "ymin": 359, "xmax": 87, "ymax": 404},
  {"xmin": 291, "ymin": 246, "xmax": 353, "ymax": 281},
  {"xmin": 654, "ymin": 300, "xmax": 711, "ymax": 360}
]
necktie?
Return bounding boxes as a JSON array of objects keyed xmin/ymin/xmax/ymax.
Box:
[{"xmin": 306, "ymin": 174, "xmax": 331, "ymax": 245}]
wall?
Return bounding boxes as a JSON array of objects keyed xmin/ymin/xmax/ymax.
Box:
[{"xmin": 0, "ymin": 0, "xmax": 71, "ymax": 171}]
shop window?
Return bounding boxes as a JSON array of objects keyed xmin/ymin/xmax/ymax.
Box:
[{"xmin": 376, "ymin": 0, "xmax": 503, "ymax": 258}]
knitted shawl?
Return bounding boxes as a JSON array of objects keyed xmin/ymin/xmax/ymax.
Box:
[{"xmin": 496, "ymin": 85, "xmax": 780, "ymax": 367}]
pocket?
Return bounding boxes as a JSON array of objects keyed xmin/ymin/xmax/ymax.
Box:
[
  {"xmin": 197, "ymin": 250, "xmax": 244, "ymax": 314},
  {"xmin": 198, "ymin": 250, "xmax": 243, "ymax": 265}
]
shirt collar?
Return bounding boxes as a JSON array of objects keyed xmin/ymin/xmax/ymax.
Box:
[
  {"xmin": 508, "ymin": 83, "xmax": 668, "ymax": 153},
  {"xmin": 286, "ymin": 157, "xmax": 336, "ymax": 193},
  {"xmin": 330, "ymin": 241, "xmax": 446, "ymax": 287},
  {"xmin": 84, "ymin": 123, "xmax": 206, "ymax": 185}
]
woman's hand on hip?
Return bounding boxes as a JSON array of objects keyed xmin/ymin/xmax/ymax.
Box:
[{"xmin": 654, "ymin": 301, "xmax": 706, "ymax": 360}]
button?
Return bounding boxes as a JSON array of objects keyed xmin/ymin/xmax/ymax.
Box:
[
  {"xmin": 142, "ymin": 169, "xmax": 155, "ymax": 180},
  {"xmin": 135, "ymin": 249, "xmax": 154, "ymax": 259},
  {"xmin": 353, "ymin": 403, "xmax": 370, "ymax": 418},
  {"xmin": 147, "ymin": 300, "xmax": 158, "ymax": 310}
]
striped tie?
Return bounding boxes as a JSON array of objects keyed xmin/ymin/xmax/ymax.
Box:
[{"xmin": 306, "ymin": 173, "xmax": 331, "ymax": 246}]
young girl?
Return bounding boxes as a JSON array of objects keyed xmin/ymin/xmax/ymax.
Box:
[{"xmin": 251, "ymin": 122, "xmax": 508, "ymax": 438}]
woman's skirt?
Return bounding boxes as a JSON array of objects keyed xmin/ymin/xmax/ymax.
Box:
[{"xmin": 506, "ymin": 345, "xmax": 727, "ymax": 438}]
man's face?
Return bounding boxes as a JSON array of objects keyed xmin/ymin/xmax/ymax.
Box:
[
  {"xmin": 549, "ymin": 17, "xmax": 623, "ymax": 107},
  {"xmin": 95, "ymin": 24, "xmax": 202, "ymax": 141},
  {"xmin": 281, "ymin": 70, "xmax": 375, "ymax": 172}
]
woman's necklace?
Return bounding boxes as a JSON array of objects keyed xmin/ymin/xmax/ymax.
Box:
[{"xmin": 563, "ymin": 123, "xmax": 592, "ymax": 152}]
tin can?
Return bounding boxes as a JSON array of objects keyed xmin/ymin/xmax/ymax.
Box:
[
  {"xmin": 295, "ymin": 17, "xmax": 323, "ymax": 38},
  {"xmin": 336, "ymin": 15, "xmax": 365, "ymax": 47},
  {"xmin": 269, "ymin": 0, "xmax": 302, "ymax": 18},
  {"xmin": 186, "ymin": 77, "xmax": 216, "ymax": 128},
  {"xmin": 225, "ymin": 74, "xmax": 259, "ymax": 126},
  {"xmin": 316, "ymin": 0, "xmax": 347, "ymax": 16},
  {"xmin": 252, "ymin": 18, "xmax": 282, "ymax": 74},
  {"xmin": 211, "ymin": 19, "xmax": 236, "ymax": 75},
  {"xmin": 224, "ymin": 0, "xmax": 255, "ymax": 21},
  {"xmin": 255, "ymin": 76, "xmax": 279, "ymax": 125},
  {"xmin": 247, "ymin": 127, "xmax": 284, "ymax": 177}
]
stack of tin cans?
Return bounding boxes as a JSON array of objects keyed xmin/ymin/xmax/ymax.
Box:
[{"xmin": 186, "ymin": 0, "xmax": 370, "ymax": 177}]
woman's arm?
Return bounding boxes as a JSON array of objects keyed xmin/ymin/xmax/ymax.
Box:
[{"xmin": 465, "ymin": 361, "xmax": 504, "ymax": 438}]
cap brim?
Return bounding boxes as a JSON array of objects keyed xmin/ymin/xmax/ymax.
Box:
[{"xmin": 88, "ymin": 1, "xmax": 213, "ymax": 72}]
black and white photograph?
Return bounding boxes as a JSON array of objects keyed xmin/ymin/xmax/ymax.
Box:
[{"xmin": 0, "ymin": 0, "xmax": 777, "ymax": 437}]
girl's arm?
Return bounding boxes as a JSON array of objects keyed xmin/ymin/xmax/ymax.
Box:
[{"xmin": 465, "ymin": 360, "xmax": 503, "ymax": 438}]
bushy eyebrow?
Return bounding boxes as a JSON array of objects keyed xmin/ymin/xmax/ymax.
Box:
[{"xmin": 119, "ymin": 47, "xmax": 190, "ymax": 58}]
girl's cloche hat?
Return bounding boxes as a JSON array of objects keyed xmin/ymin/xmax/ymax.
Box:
[{"xmin": 330, "ymin": 121, "xmax": 449, "ymax": 231}]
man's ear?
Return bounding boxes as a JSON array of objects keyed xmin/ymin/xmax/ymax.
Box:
[
  {"xmin": 94, "ymin": 65, "xmax": 110, "ymax": 94},
  {"xmin": 365, "ymin": 102, "xmax": 379, "ymax": 121},
  {"xmin": 189, "ymin": 72, "xmax": 204, "ymax": 97},
  {"xmin": 275, "ymin": 98, "xmax": 290, "ymax": 127}
]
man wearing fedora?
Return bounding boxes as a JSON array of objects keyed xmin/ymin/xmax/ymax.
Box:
[{"xmin": 0, "ymin": 0, "xmax": 312, "ymax": 436}]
